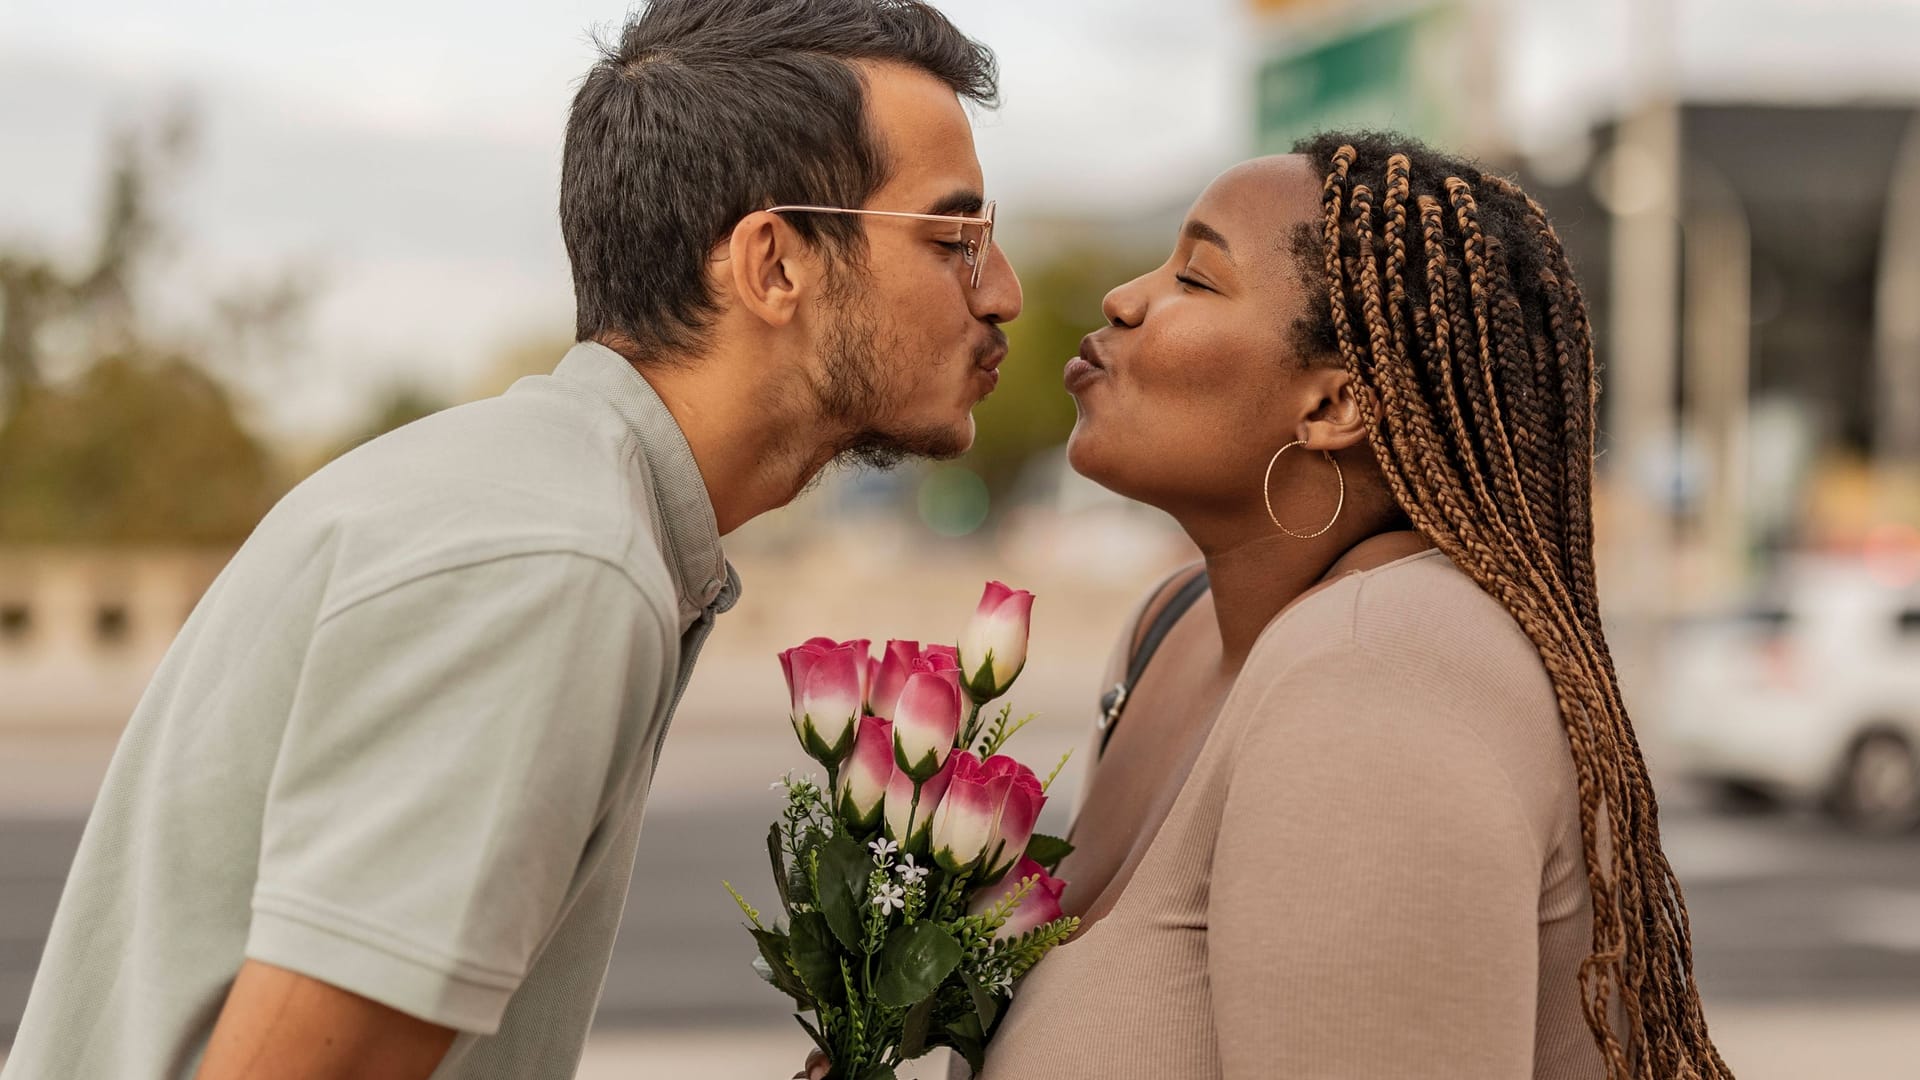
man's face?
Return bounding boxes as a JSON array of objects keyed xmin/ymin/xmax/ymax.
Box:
[{"xmin": 811, "ymin": 61, "xmax": 1023, "ymax": 468}]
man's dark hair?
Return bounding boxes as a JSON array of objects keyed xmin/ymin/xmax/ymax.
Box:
[{"xmin": 561, "ymin": 0, "xmax": 998, "ymax": 362}]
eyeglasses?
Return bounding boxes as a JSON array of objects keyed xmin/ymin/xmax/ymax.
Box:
[{"xmin": 764, "ymin": 201, "xmax": 996, "ymax": 289}]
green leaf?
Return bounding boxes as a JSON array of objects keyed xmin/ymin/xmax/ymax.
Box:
[
  {"xmin": 898, "ymin": 995, "xmax": 937, "ymax": 1059},
  {"xmin": 769, "ymin": 823, "xmax": 791, "ymax": 913},
  {"xmin": 787, "ymin": 912, "xmax": 844, "ymax": 1008},
  {"xmin": 1021, "ymin": 833, "xmax": 1074, "ymax": 873},
  {"xmin": 788, "ymin": 831, "xmax": 819, "ymax": 908},
  {"xmin": 749, "ymin": 929, "xmax": 813, "ymax": 1009},
  {"xmin": 944, "ymin": 1012, "xmax": 987, "ymax": 1075},
  {"xmin": 859, "ymin": 1068, "xmax": 898, "ymax": 1080},
  {"xmin": 961, "ymin": 969, "xmax": 1000, "ymax": 1031},
  {"xmin": 816, "ymin": 832, "xmax": 872, "ymax": 953},
  {"xmin": 795, "ymin": 1014, "xmax": 831, "ymax": 1056},
  {"xmin": 873, "ymin": 922, "xmax": 963, "ymax": 1007}
]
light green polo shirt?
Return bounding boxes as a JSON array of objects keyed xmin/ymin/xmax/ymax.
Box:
[{"xmin": 3, "ymin": 343, "xmax": 739, "ymax": 1079}]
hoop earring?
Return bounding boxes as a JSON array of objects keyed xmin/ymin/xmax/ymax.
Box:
[{"xmin": 1263, "ymin": 441, "xmax": 1346, "ymax": 539}]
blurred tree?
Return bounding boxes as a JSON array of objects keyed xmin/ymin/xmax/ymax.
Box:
[
  {"xmin": 471, "ymin": 333, "xmax": 574, "ymax": 399},
  {"xmin": 320, "ymin": 383, "xmax": 457, "ymax": 465},
  {"xmin": 0, "ymin": 101, "xmax": 198, "ymax": 400},
  {"xmin": 0, "ymin": 101, "xmax": 310, "ymax": 545},
  {"xmin": 964, "ymin": 244, "xmax": 1157, "ymax": 496},
  {"xmin": 0, "ymin": 353, "xmax": 281, "ymax": 544}
]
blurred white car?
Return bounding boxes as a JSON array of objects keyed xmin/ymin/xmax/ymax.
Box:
[{"xmin": 1665, "ymin": 558, "xmax": 1920, "ymax": 833}]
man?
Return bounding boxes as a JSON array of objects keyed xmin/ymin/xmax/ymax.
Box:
[{"xmin": 2, "ymin": 1, "xmax": 1019, "ymax": 1077}]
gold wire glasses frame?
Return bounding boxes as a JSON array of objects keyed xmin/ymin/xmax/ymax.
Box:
[{"xmin": 764, "ymin": 201, "xmax": 997, "ymax": 288}]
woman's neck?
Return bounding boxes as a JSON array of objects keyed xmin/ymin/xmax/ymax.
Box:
[{"xmin": 1190, "ymin": 521, "xmax": 1432, "ymax": 671}]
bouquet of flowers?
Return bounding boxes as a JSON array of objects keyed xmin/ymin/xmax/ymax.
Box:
[{"xmin": 725, "ymin": 582, "xmax": 1079, "ymax": 1080}]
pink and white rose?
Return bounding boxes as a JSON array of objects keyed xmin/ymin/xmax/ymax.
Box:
[
  {"xmin": 883, "ymin": 750, "xmax": 957, "ymax": 854},
  {"xmin": 869, "ymin": 640, "xmax": 960, "ymax": 720},
  {"xmin": 891, "ymin": 658, "xmax": 964, "ymax": 781},
  {"xmin": 837, "ymin": 714, "xmax": 894, "ymax": 832},
  {"xmin": 968, "ymin": 856, "xmax": 1068, "ymax": 939},
  {"xmin": 957, "ymin": 581, "xmax": 1034, "ymax": 704},
  {"xmin": 778, "ymin": 638, "xmax": 870, "ymax": 766},
  {"xmin": 929, "ymin": 751, "xmax": 1010, "ymax": 873},
  {"xmin": 979, "ymin": 754, "xmax": 1046, "ymax": 879}
]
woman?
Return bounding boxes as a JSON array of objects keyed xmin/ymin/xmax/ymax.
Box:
[{"xmin": 977, "ymin": 133, "xmax": 1728, "ymax": 1079}]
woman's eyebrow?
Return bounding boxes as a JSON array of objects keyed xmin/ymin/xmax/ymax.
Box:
[{"xmin": 1183, "ymin": 220, "xmax": 1234, "ymax": 262}]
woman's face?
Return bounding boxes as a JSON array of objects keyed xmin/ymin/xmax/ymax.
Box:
[{"xmin": 1065, "ymin": 155, "xmax": 1337, "ymax": 519}]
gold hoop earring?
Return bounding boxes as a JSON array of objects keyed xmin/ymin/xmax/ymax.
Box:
[{"xmin": 1263, "ymin": 441, "xmax": 1345, "ymax": 539}]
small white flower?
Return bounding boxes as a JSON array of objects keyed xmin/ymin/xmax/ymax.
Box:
[
  {"xmin": 869, "ymin": 837, "xmax": 900, "ymax": 864},
  {"xmin": 896, "ymin": 854, "xmax": 930, "ymax": 884},
  {"xmin": 871, "ymin": 882, "xmax": 907, "ymax": 914}
]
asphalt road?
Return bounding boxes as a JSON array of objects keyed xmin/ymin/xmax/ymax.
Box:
[{"xmin": 5, "ymin": 795, "xmax": 1920, "ymax": 1045}]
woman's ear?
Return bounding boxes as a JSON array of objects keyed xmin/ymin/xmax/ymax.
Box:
[
  {"xmin": 716, "ymin": 212, "xmax": 819, "ymax": 329},
  {"xmin": 1295, "ymin": 366, "xmax": 1369, "ymax": 452}
]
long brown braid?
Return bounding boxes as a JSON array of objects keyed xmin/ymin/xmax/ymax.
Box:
[{"xmin": 1293, "ymin": 132, "xmax": 1732, "ymax": 1080}]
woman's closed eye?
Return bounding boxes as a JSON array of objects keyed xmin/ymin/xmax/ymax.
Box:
[{"xmin": 1175, "ymin": 269, "xmax": 1216, "ymax": 293}]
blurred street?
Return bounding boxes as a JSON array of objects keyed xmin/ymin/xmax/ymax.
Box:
[{"xmin": 5, "ymin": 716, "xmax": 1919, "ymax": 1078}]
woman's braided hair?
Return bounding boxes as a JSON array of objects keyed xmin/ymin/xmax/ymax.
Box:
[{"xmin": 1293, "ymin": 131, "xmax": 1731, "ymax": 1080}]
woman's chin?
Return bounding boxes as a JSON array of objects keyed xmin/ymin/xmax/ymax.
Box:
[
  {"xmin": 1064, "ymin": 423, "xmax": 1097, "ymax": 477},
  {"xmin": 1064, "ymin": 426, "xmax": 1124, "ymax": 492}
]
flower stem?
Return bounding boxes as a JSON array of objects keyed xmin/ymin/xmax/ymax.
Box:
[{"xmin": 961, "ymin": 701, "xmax": 984, "ymax": 750}]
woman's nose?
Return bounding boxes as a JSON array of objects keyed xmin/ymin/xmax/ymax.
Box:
[{"xmin": 1101, "ymin": 276, "xmax": 1147, "ymax": 329}]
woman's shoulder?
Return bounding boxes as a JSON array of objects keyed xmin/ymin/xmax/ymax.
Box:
[
  {"xmin": 1232, "ymin": 549, "xmax": 1578, "ymax": 830},
  {"xmin": 1240, "ymin": 548, "xmax": 1546, "ymax": 688},
  {"xmin": 1347, "ymin": 549, "xmax": 1552, "ymax": 688}
]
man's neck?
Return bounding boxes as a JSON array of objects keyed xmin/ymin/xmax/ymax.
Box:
[{"xmin": 595, "ymin": 334, "xmax": 839, "ymax": 536}]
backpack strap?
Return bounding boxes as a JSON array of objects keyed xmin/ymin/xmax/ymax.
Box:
[{"xmin": 1095, "ymin": 568, "xmax": 1211, "ymax": 757}]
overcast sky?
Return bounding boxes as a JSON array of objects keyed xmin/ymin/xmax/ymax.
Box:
[{"xmin": 3, "ymin": 0, "xmax": 1918, "ymax": 438}]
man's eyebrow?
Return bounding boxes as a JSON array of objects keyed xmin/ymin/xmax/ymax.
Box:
[
  {"xmin": 925, "ymin": 190, "xmax": 985, "ymax": 217},
  {"xmin": 1183, "ymin": 219, "xmax": 1233, "ymax": 260}
]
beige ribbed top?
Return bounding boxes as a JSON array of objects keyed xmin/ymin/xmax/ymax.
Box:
[{"xmin": 975, "ymin": 550, "xmax": 1609, "ymax": 1080}]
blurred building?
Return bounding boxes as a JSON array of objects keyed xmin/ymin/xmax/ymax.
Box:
[
  {"xmin": 1521, "ymin": 102, "xmax": 1920, "ymax": 588},
  {"xmin": 1244, "ymin": 0, "xmax": 1920, "ymax": 607},
  {"xmin": 0, "ymin": 547, "xmax": 228, "ymax": 732}
]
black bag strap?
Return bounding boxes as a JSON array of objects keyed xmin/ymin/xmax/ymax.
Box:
[{"xmin": 1095, "ymin": 568, "xmax": 1211, "ymax": 757}]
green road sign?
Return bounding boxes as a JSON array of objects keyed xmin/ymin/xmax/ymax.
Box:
[{"xmin": 1255, "ymin": 3, "xmax": 1463, "ymax": 154}]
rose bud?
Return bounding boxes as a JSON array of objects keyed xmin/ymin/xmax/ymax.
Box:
[
  {"xmin": 779, "ymin": 639, "xmax": 838, "ymax": 742},
  {"xmin": 892, "ymin": 662, "xmax": 963, "ymax": 781},
  {"xmin": 957, "ymin": 581, "xmax": 1034, "ymax": 704},
  {"xmin": 884, "ymin": 750, "xmax": 956, "ymax": 854},
  {"xmin": 969, "ymin": 856, "xmax": 1067, "ymax": 939},
  {"xmin": 837, "ymin": 714, "xmax": 894, "ymax": 833},
  {"xmin": 870, "ymin": 640, "xmax": 930, "ymax": 721},
  {"xmin": 979, "ymin": 755, "xmax": 1046, "ymax": 879},
  {"xmin": 929, "ymin": 752, "xmax": 1013, "ymax": 874},
  {"xmin": 779, "ymin": 640, "xmax": 865, "ymax": 766},
  {"xmin": 846, "ymin": 637, "xmax": 873, "ymax": 710}
]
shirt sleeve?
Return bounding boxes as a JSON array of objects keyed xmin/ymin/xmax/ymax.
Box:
[
  {"xmin": 245, "ymin": 551, "xmax": 671, "ymax": 1034},
  {"xmin": 1207, "ymin": 643, "xmax": 1545, "ymax": 1080}
]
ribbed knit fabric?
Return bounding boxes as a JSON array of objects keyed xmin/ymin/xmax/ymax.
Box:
[{"xmin": 974, "ymin": 550, "xmax": 1610, "ymax": 1080}]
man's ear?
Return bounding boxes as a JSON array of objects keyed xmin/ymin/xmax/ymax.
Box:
[
  {"xmin": 1294, "ymin": 366, "xmax": 1369, "ymax": 452},
  {"xmin": 717, "ymin": 211, "xmax": 819, "ymax": 329}
]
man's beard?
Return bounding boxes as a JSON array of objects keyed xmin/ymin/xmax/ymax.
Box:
[{"xmin": 814, "ymin": 276, "xmax": 972, "ymax": 472}]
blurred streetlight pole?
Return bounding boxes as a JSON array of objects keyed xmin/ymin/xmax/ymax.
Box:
[
  {"xmin": 1604, "ymin": 0, "xmax": 1682, "ymax": 723},
  {"xmin": 1683, "ymin": 166, "xmax": 1753, "ymax": 598},
  {"xmin": 1876, "ymin": 113, "xmax": 1920, "ymax": 466}
]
